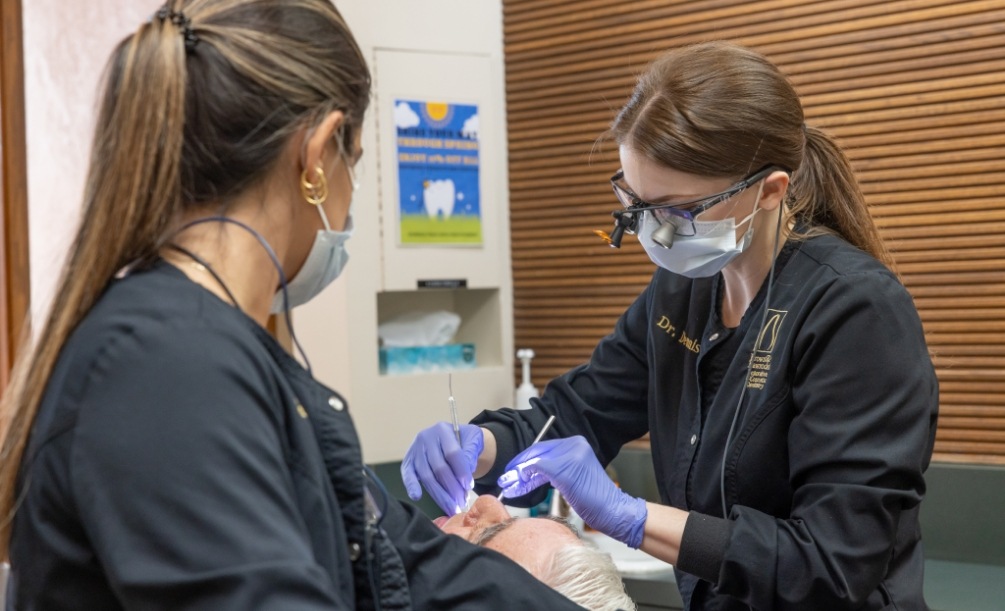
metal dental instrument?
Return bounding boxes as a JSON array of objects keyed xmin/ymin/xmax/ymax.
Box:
[
  {"xmin": 448, "ymin": 373, "xmax": 461, "ymax": 445},
  {"xmin": 449, "ymin": 373, "xmax": 477, "ymax": 513},
  {"xmin": 498, "ymin": 414, "xmax": 556, "ymax": 501}
]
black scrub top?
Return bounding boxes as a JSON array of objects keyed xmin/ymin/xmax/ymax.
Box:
[
  {"xmin": 8, "ymin": 260, "xmax": 586, "ymax": 611},
  {"xmin": 475, "ymin": 233, "xmax": 938, "ymax": 611}
]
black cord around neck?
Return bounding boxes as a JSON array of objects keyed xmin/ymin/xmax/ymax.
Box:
[
  {"xmin": 719, "ymin": 204, "xmax": 785, "ymax": 519},
  {"xmin": 166, "ymin": 243, "xmax": 241, "ymax": 311},
  {"xmin": 167, "ymin": 216, "xmax": 313, "ymax": 374}
]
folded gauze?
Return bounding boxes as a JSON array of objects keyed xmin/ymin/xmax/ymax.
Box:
[{"xmin": 377, "ymin": 310, "xmax": 462, "ymax": 347}]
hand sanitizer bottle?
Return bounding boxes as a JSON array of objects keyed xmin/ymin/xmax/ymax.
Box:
[
  {"xmin": 505, "ymin": 349, "xmax": 540, "ymax": 518},
  {"xmin": 514, "ymin": 349, "xmax": 539, "ymax": 410}
]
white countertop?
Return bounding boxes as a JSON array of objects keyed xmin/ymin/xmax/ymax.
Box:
[{"xmin": 582, "ymin": 531, "xmax": 674, "ymax": 576}]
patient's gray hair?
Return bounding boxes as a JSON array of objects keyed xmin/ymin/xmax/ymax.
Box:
[{"xmin": 540, "ymin": 544, "xmax": 637, "ymax": 611}]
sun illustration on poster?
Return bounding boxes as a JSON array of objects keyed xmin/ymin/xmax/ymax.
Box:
[{"xmin": 422, "ymin": 102, "xmax": 454, "ymax": 128}]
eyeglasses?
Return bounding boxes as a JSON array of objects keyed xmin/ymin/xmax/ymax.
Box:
[{"xmin": 609, "ymin": 165, "xmax": 780, "ymax": 238}]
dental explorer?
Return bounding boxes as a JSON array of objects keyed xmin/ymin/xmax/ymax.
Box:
[
  {"xmin": 448, "ymin": 373, "xmax": 461, "ymax": 445},
  {"xmin": 448, "ymin": 373, "xmax": 479, "ymax": 512}
]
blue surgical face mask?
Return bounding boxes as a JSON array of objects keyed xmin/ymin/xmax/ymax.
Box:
[{"xmin": 270, "ymin": 165, "xmax": 359, "ymax": 313}]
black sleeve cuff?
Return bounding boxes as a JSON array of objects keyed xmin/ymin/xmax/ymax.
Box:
[{"xmin": 675, "ymin": 511, "xmax": 732, "ymax": 584}]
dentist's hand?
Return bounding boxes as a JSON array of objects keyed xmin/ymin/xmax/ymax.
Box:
[
  {"xmin": 498, "ymin": 435, "xmax": 648, "ymax": 548},
  {"xmin": 401, "ymin": 422, "xmax": 484, "ymax": 515}
]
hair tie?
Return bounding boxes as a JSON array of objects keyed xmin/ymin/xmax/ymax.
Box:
[{"xmin": 155, "ymin": 5, "xmax": 199, "ymax": 52}]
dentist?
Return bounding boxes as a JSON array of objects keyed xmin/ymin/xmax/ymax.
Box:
[{"xmin": 403, "ymin": 41, "xmax": 939, "ymax": 611}]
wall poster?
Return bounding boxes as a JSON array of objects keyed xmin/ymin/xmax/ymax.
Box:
[{"xmin": 394, "ymin": 99, "xmax": 482, "ymax": 245}]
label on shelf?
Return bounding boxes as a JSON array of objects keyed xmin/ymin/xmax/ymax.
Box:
[{"xmin": 417, "ymin": 278, "xmax": 467, "ymax": 289}]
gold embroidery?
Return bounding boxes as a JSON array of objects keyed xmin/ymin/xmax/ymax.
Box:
[
  {"xmin": 678, "ymin": 330, "xmax": 701, "ymax": 354},
  {"xmin": 746, "ymin": 309, "xmax": 788, "ymax": 389}
]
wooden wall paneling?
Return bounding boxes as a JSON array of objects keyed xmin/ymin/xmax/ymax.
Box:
[{"xmin": 503, "ymin": 0, "xmax": 1005, "ymax": 463}]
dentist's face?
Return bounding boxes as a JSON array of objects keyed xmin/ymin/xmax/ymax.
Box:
[{"xmin": 435, "ymin": 495, "xmax": 582, "ymax": 577}]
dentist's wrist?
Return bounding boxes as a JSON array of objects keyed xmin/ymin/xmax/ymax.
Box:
[{"xmin": 474, "ymin": 427, "xmax": 496, "ymax": 479}]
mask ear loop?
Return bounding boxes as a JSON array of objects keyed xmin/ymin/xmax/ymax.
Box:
[
  {"xmin": 173, "ymin": 216, "xmax": 314, "ymax": 374},
  {"xmin": 734, "ymin": 181, "xmax": 766, "ymax": 244},
  {"xmin": 719, "ymin": 189, "xmax": 783, "ymax": 519},
  {"xmin": 331, "ymin": 123, "xmax": 358, "ymax": 190}
]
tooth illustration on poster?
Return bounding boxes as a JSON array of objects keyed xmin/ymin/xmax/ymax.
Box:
[
  {"xmin": 395, "ymin": 99, "xmax": 483, "ymax": 245},
  {"xmin": 423, "ymin": 179, "xmax": 455, "ymax": 219}
]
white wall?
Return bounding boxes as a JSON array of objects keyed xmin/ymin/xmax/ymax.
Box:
[{"xmin": 23, "ymin": 0, "xmax": 152, "ymax": 323}]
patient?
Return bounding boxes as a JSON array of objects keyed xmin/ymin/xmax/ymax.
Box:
[{"xmin": 436, "ymin": 495, "xmax": 637, "ymax": 611}]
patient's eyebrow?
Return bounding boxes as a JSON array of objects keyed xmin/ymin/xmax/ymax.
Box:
[
  {"xmin": 472, "ymin": 515, "xmax": 582, "ymax": 548},
  {"xmin": 472, "ymin": 519, "xmax": 515, "ymax": 547},
  {"xmin": 541, "ymin": 514, "xmax": 582, "ymax": 538}
]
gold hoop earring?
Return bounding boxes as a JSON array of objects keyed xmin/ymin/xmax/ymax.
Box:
[{"xmin": 300, "ymin": 164, "xmax": 328, "ymax": 206}]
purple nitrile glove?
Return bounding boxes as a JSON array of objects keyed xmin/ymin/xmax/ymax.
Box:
[
  {"xmin": 498, "ymin": 435, "xmax": 648, "ymax": 549},
  {"xmin": 401, "ymin": 422, "xmax": 484, "ymax": 515}
]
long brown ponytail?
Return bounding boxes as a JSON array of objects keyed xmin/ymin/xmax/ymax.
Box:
[
  {"xmin": 789, "ymin": 125, "xmax": 893, "ymax": 268},
  {"xmin": 0, "ymin": 0, "xmax": 371, "ymax": 556},
  {"xmin": 0, "ymin": 5, "xmax": 189, "ymax": 558}
]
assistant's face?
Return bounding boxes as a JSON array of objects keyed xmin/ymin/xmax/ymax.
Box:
[{"xmin": 435, "ymin": 495, "xmax": 582, "ymax": 578}]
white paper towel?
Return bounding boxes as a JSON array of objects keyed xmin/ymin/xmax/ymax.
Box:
[{"xmin": 378, "ymin": 310, "xmax": 461, "ymax": 347}]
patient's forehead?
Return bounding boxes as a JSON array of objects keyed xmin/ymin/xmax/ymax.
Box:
[
  {"xmin": 504, "ymin": 517, "xmax": 580, "ymax": 544},
  {"xmin": 435, "ymin": 495, "xmax": 583, "ymax": 578},
  {"xmin": 480, "ymin": 517, "xmax": 582, "ymax": 577},
  {"xmin": 475, "ymin": 515, "xmax": 578, "ymax": 545},
  {"xmin": 462, "ymin": 500, "xmax": 581, "ymax": 549}
]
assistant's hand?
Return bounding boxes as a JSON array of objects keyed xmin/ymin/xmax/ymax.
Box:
[
  {"xmin": 497, "ymin": 435, "xmax": 648, "ymax": 548},
  {"xmin": 401, "ymin": 422, "xmax": 484, "ymax": 515}
]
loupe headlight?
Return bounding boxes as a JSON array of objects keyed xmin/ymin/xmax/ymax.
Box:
[{"xmin": 599, "ymin": 209, "xmax": 640, "ymax": 248}]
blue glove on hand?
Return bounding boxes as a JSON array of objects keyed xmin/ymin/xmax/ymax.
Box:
[
  {"xmin": 498, "ymin": 435, "xmax": 648, "ymax": 549},
  {"xmin": 401, "ymin": 422, "xmax": 484, "ymax": 515}
]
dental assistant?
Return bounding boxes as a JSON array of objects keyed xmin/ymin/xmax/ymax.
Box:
[
  {"xmin": 0, "ymin": 2, "xmax": 589, "ymax": 609},
  {"xmin": 403, "ymin": 41, "xmax": 939, "ymax": 610}
]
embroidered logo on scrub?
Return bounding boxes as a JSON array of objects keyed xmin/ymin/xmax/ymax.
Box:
[
  {"xmin": 746, "ymin": 309, "xmax": 788, "ymax": 390},
  {"xmin": 657, "ymin": 315, "xmax": 701, "ymax": 354}
]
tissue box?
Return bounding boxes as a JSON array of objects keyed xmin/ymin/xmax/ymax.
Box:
[{"xmin": 379, "ymin": 343, "xmax": 476, "ymax": 376}]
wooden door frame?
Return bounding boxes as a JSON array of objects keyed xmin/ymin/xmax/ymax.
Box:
[{"xmin": 1, "ymin": 0, "xmax": 31, "ymax": 389}]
